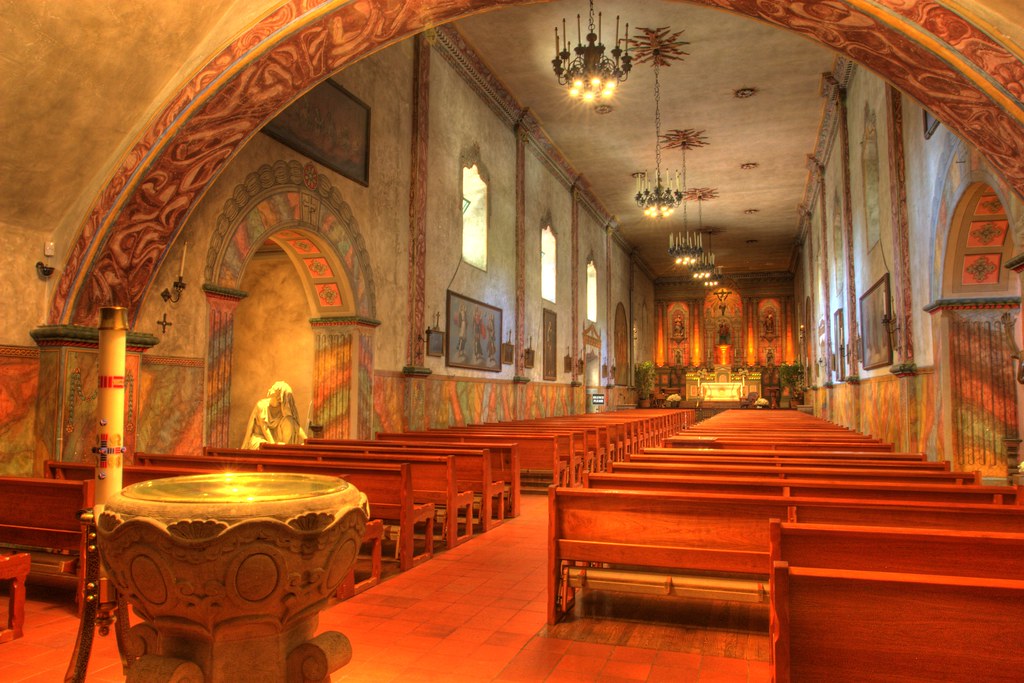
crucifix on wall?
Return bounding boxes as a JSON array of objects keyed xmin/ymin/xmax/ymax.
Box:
[
  {"xmin": 156, "ymin": 313, "xmax": 173, "ymax": 334},
  {"xmin": 713, "ymin": 288, "xmax": 730, "ymax": 317}
]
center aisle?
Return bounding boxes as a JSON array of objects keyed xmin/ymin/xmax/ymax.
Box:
[{"xmin": 324, "ymin": 493, "xmax": 768, "ymax": 682}]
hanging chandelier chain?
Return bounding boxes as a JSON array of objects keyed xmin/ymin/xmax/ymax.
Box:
[
  {"xmin": 653, "ymin": 60, "xmax": 663, "ymax": 183},
  {"xmin": 587, "ymin": 0, "xmax": 596, "ymax": 33}
]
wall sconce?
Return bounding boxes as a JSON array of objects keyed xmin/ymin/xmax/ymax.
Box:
[
  {"xmin": 35, "ymin": 261, "xmax": 55, "ymax": 279},
  {"xmin": 523, "ymin": 336, "xmax": 535, "ymax": 368},
  {"xmin": 424, "ymin": 311, "xmax": 445, "ymax": 357},
  {"xmin": 999, "ymin": 312, "xmax": 1024, "ymax": 384},
  {"xmin": 161, "ymin": 241, "xmax": 188, "ymax": 304},
  {"xmin": 881, "ymin": 311, "xmax": 900, "ymax": 353}
]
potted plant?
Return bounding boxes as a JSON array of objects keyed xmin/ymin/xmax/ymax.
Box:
[
  {"xmin": 634, "ymin": 360, "xmax": 656, "ymax": 408},
  {"xmin": 779, "ymin": 362, "xmax": 805, "ymax": 407}
]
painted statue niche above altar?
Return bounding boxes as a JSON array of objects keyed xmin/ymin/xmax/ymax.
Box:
[
  {"xmin": 758, "ymin": 299, "xmax": 781, "ymax": 366},
  {"xmin": 664, "ymin": 301, "xmax": 690, "ymax": 368},
  {"xmin": 705, "ymin": 287, "xmax": 741, "ymax": 367}
]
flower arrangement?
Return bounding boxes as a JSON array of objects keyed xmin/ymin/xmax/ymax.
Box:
[
  {"xmin": 754, "ymin": 397, "xmax": 769, "ymax": 408},
  {"xmin": 666, "ymin": 393, "xmax": 681, "ymax": 403}
]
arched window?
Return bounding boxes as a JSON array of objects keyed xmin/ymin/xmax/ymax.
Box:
[
  {"xmin": 586, "ymin": 260, "xmax": 598, "ymax": 322},
  {"xmin": 541, "ymin": 225, "xmax": 556, "ymax": 302},
  {"xmin": 462, "ymin": 164, "xmax": 488, "ymax": 270}
]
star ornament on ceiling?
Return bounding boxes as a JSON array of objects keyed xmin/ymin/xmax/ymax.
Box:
[
  {"xmin": 686, "ymin": 187, "xmax": 719, "ymax": 201},
  {"xmin": 661, "ymin": 128, "xmax": 709, "ymax": 151},
  {"xmin": 630, "ymin": 26, "xmax": 690, "ymax": 67}
]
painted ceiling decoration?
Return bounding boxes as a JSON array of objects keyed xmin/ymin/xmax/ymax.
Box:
[{"xmin": 42, "ymin": 0, "xmax": 1024, "ymax": 327}]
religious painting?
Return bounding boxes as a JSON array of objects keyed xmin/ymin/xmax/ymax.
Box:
[
  {"xmin": 425, "ymin": 329, "xmax": 445, "ymax": 357},
  {"xmin": 500, "ymin": 334, "xmax": 514, "ymax": 365},
  {"xmin": 263, "ymin": 80, "xmax": 370, "ymax": 186},
  {"xmin": 543, "ymin": 308, "xmax": 557, "ymax": 381},
  {"xmin": 859, "ymin": 274, "xmax": 893, "ymax": 370},
  {"xmin": 446, "ymin": 291, "xmax": 502, "ymax": 372},
  {"xmin": 665, "ymin": 301, "xmax": 689, "ymax": 367}
]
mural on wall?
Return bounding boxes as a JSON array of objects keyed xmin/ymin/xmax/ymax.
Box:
[
  {"xmin": 614, "ymin": 303, "xmax": 628, "ymax": 386},
  {"xmin": 0, "ymin": 348, "xmax": 40, "ymax": 476}
]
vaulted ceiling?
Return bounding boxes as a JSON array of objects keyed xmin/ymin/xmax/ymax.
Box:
[{"xmin": 455, "ymin": 1, "xmax": 836, "ymax": 279}]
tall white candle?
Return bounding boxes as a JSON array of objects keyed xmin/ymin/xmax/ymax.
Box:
[
  {"xmin": 178, "ymin": 241, "xmax": 188, "ymax": 278},
  {"xmin": 95, "ymin": 306, "xmax": 127, "ymax": 511}
]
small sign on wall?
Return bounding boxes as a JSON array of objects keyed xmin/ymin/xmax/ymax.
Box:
[{"xmin": 591, "ymin": 394, "xmax": 605, "ymax": 405}]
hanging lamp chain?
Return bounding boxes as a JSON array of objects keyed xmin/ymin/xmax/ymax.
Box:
[{"xmin": 653, "ymin": 59, "xmax": 662, "ymax": 185}]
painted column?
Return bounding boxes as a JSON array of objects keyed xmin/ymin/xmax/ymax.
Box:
[
  {"xmin": 94, "ymin": 306, "xmax": 127, "ymax": 508},
  {"xmin": 513, "ymin": 121, "xmax": 528, "ymax": 417},
  {"xmin": 886, "ymin": 84, "xmax": 914, "ymax": 365},
  {"xmin": 836, "ymin": 84, "xmax": 861, "ymax": 372},
  {"xmin": 814, "ymin": 159, "xmax": 833, "ymax": 388},
  {"xmin": 406, "ymin": 32, "xmax": 430, "ymax": 371},
  {"xmin": 571, "ymin": 184, "xmax": 580, "ymax": 388},
  {"xmin": 312, "ymin": 318, "xmax": 380, "ymax": 439},
  {"xmin": 203, "ymin": 285, "xmax": 247, "ymax": 447}
]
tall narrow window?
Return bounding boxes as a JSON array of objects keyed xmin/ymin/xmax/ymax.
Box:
[
  {"xmin": 462, "ymin": 164, "xmax": 488, "ymax": 269},
  {"xmin": 541, "ymin": 225, "xmax": 557, "ymax": 302},
  {"xmin": 586, "ymin": 260, "xmax": 598, "ymax": 322}
]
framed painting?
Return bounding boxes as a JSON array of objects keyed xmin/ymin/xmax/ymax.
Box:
[
  {"xmin": 859, "ymin": 274, "xmax": 893, "ymax": 370},
  {"xmin": 446, "ymin": 291, "xmax": 502, "ymax": 372},
  {"xmin": 543, "ymin": 308, "xmax": 557, "ymax": 381},
  {"xmin": 501, "ymin": 342, "xmax": 514, "ymax": 365},
  {"xmin": 425, "ymin": 329, "xmax": 445, "ymax": 357},
  {"xmin": 262, "ymin": 80, "xmax": 371, "ymax": 186}
]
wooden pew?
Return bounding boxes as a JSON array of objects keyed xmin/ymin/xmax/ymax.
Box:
[
  {"xmin": 0, "ymin": 477, "xmax": 92, "ymax": 593},
  {"xmin": 298, "ymin": 440, "xmax": 512, "ymax": 530},
  {"xmin": 586, "ymin": 471, "xmax": 1021, "ymax": 505},
  {"xmin": 768, "ymin": 523, "xmax": 1024, "ymax": 683},
  {"xmin": 548, "ymin": 487, "xmax": 1024, "ymax": 624},
  {"xmin": 631, "ymin": 450, "xmax": 949, "ymax": 470},
  {"xmin": 135, "ymin": 454, "xmax": 433, "ymax": 571},
  {"xmin": 378, "ymin": 430, "xmax": 575, "ymax": 489},
  {"xmin": 208, "ymin": 446, "xmax": 474, "ymax": 547},
  {"xmin": 641, "ymin": 445, "xmax": 930, "ymax": 462},
  {"xmin": 608, "ymin": 461, "xmax": 983, "ymax": 486},
  {"xmin": 664, "ymin": 434, "xmax": 895, "ymax": 452}
]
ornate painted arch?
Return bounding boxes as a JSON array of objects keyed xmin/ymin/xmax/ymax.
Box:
[
  {"xmin": 51, "ymin": 0, "xmax": 1024, "ymax": 327},
  {"xmin": 206, "ymin": 160, "xmax": 377, "ymax": 318}
]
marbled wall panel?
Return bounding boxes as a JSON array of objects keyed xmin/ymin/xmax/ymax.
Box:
[
  {"xmin": 373, "ymin": 372, "xmax": 407, "ymax": 433},
  {"xmin": 136, "ymin": 358, "xmax": 204, "ymax": 457},
  {"xmin": 0, "ymin": 348, "xmax": 40, "ymax": 476},
  {"xmin": 830, "ymin": 383, "xmax": 856, "ymax": 428},
  {"xmin": 858, "ymin": 373, "xmax": 902, "ymax": 445}
]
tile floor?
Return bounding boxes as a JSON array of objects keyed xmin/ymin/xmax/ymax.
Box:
[{"xmin": 2, "ymin": 493, "xmax": 769, "ymax": 682}]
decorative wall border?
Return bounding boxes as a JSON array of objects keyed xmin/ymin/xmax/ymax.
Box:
[
  {"xmin": 0, "ymin": 345, "xmax": 40, "ymax": 359},
  {"xmin": 142, "ymin": 356, "xmax": 204, "ymax": 368}
]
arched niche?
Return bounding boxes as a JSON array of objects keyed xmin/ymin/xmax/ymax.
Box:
[{"xmin": 203, "ymin": 160, "xmax": 378, "ymax": 446}]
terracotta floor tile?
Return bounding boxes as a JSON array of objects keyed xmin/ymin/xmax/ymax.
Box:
[{"xmin": 599, "ymin": 659, "xmax": 652, "ymax": 681}]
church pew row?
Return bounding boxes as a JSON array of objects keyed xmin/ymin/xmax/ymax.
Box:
[
  {"xmin": 768, "ymin": 523, "xmax": 1024, "ymax": 683},
  {"xmin": 459, "ymin": 425, "xmax": 594, "ymax": 482},
  {"xmin": 631, "ymin": 450, "xmax": 948, "ymax": 470},
  {"xmin": 259, "ymin": 441, "xmax": 507, "ymax": 532},
  {"xmin": 547, "ymin": 486, "xmax": 1024, "ymax": 625},
  {"xmin": 486, "ymin": 420, "xmax": 608, "ymax": 472},
  {"xmin": 664, "ymin": 434, "xmax": 896, "ymax": 452},
  {"xmin": 200, "ymin": 447, "xmax": 473, "ymax": 549},
  {"xmin": 132, "ymin": 455, "xmax": 433, "ymax": 571},
  {"xmin": 585, "ymin": 471, "xmax": 1020, "ymax": 505},
  {"xmin": 608, "ymin": 461, "xmax": 982, "ymax": 486},
  {"xmin": 376, "ymin": 430, "xmax": 576, "ymax": 489},
  {"xmin": 0, "ymin": 477, "xmax": 91, "ymax": 593},
  {"xmin": 305, "ymin": 438, "xmax": 520, "ymax": 521},
  {"xmin": 43, "ymin": 459, "xmax": 388, "ymax": 600},
  {"xmin": 639, "ymin": 445, "xmax": 931, "ymax": 463}
]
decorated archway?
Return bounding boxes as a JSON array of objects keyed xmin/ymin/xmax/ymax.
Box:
[
  {"xmin": 49, "ymin": 0, "xmax": 1024, "ymax": 329},
  {"xmin": 203, "ymin": 160, "xmax": 378, "ymax": 445}
]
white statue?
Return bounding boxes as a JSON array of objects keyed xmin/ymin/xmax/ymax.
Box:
[{"xmin": 241, "ymin": 381, "xmax": 307, "ymax": 449}]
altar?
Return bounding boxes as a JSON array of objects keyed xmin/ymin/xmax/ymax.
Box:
[{"xmin": 699, "ymin": 381, "xmax": 745, "ymax": 402}]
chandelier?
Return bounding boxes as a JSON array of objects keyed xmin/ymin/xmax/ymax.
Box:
[
  {"xmin": 691, "ymin": 218, "xmax": 717, "ymax": 283},
  {"xmin": 663, "ymin": 128, "xmax": 709, "ymax": 263},
  {"xmin": 552, "ymin": 0, "xmax": 632, "ymax": 103},
  {"xmin": 631, "ymin": 27, "xmax": 690, "ymax": 218}
]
